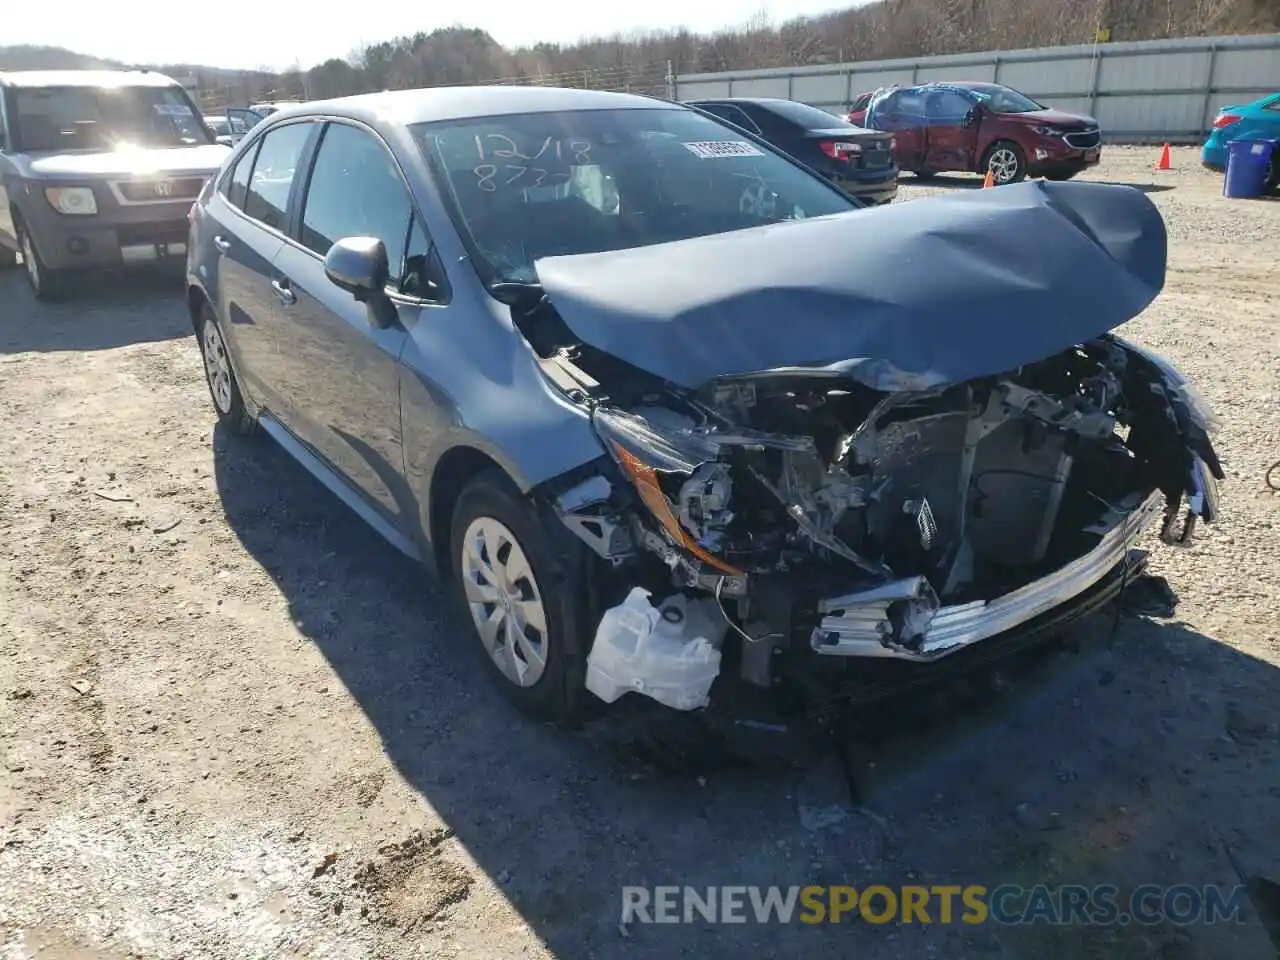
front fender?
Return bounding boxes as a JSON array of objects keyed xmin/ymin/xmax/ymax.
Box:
[{"xmin": 398, "ymin": 295, "xmax": 606, "ymax": 551}]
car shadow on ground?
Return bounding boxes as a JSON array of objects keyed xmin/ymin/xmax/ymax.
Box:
[
  {"xmin": 0, "ymin": 264, "xmax": 190, "ymax": 354},
  {"xmin": 212, "ymin": 422, "xmax": 1280, "ymax": 959},
  {"xmin": 897, "ymin": 176, "xmax": 1177, "ymax": 195}
]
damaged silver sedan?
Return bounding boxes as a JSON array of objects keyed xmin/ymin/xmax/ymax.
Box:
[{"xmin": 188, "ymin": 87, "xmax": 1221, "ymax": 730}]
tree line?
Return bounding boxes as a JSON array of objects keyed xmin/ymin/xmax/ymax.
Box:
[{"xmin": 3, "ymin": 0, "xmax": 1276, "ymax": 109}]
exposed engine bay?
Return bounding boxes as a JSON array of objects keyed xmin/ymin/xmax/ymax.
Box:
[{"xmin": 533, "ymin": 324, "xmax": 1222, "ymax": 713}]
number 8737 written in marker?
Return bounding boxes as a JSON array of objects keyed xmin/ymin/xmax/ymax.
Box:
[{"xmin": 473, "ymin": 133, "xmax": 593, "ymax": 192}]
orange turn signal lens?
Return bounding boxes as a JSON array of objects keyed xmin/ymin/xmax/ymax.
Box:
[{"xmin": 611, "ymin": 442, "xmax": 744, "ymax": 577}]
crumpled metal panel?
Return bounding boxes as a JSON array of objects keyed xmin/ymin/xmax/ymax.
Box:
[
  {"xmin": 809, "ymin": 490, "xmax": 1164, "ymax": 660},
  {"xmin": 534, "ymin": 179, "xmax": 1167, "ymax": 392}
]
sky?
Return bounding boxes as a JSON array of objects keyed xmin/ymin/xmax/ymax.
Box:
[{"xmin": 11, "ymin": 0, "xmax": 862, "ymax": 72}]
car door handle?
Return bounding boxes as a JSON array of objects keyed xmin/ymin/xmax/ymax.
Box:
[
  {"xmin": 271, "ymin": 278, "xmax": 296, "ymax": 305},
  {"xmin": 213, "ymin": 235, "xmax": 231, "ymax": 253}
]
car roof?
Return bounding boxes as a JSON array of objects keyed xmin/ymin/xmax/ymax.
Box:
[
  {"xmin": 268, "ymin": 85, "xmax": 674, "ymax": 127},
  {"xmin": 0, "ymin": 69, "xmax": 182, "ymax": 89}
]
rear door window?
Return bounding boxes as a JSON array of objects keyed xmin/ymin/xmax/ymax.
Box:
[
  {"xmin": 221, "ymin": 140, "xmax": 260, "ymax": 211},
  {"xmin": 242, "ymin": 122, "xmax": 312, "ymax": 232}
]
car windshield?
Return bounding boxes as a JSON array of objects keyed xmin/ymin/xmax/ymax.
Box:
[
  {"xmin": 968, "ymin": 85, "xmax": 1045, "ymax": 114},
  {"xmin": 413, "ymin": 106, "xmax": 857, "ymax": 285},
  {"xmin": 11, "ymin": 84, "xmax": 212, "ymax": 152}
]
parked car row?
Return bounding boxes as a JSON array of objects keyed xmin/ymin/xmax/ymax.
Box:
[
  {"xmin": 0, "ymin": 72, "xmax": 1223, "ymax": 741},
  {"xmin": 0, "ymin": 66, "xmax": 1115, "ymax": 305}
]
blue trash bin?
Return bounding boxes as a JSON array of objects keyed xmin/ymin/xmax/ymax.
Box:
[{"xmin": 1223, "ymin": 139, "xmax": 1274, "ymax": 198}]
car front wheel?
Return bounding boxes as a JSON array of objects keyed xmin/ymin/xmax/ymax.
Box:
[
  {"xmin": 18, "ymin": 224, "xmax": 67, "ymax": 301},
  {"xmin": 983, "ymin": 141, "xmax": 1027, "ymax": 185},
  {"xmin": 198, "ymin": 304, "xmax": 255, "ymax": 434},
  {"xmin": 449, "ymin": 470, "xmax": 590, "ymax": 723}
]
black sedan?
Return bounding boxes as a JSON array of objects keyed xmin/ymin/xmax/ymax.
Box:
[{"xmin": 686, "ymin": 97, "xmax": 898, "ymax": 204}]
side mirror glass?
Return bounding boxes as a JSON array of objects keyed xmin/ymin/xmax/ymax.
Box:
[{"xmin": 324, "ymin": 236, "xmax": 396, "ymax": 328}]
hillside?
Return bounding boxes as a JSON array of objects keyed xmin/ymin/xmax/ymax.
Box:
[{"xmin": 3, "ymin": 0, "xmax": 1277, "ymax": 108}]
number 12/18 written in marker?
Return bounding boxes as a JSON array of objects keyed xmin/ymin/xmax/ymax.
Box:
[{"xmin": 473, "ymin": 134, "xmax": 592, "ymax": 164}]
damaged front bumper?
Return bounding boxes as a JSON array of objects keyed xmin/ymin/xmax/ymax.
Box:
[
  {"xmin": 810, "ymin": 488, "xmax": 1165, "ymax": 661},
  {"xmin": 543, "ymin": 332, "xmax": 1223, "ymax": 717}
]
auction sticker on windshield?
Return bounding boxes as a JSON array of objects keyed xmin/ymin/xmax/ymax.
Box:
[{"xmin": 682, "ymin": 141, "xmax": 766, "ymax": 159}]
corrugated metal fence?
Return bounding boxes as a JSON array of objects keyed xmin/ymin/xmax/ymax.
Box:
[{"xmin": 674, "ymin": 33, "xmax": 1280, "ymax": 142}]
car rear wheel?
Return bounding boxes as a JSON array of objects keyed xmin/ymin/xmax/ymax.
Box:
[
  {"xmin": 18, "ymin": 224, "xmax": 67, "ymax": 302},
  {"xmin": 449, "ymin": 470, "xmax": 590, "ymax": 724},
  {"xmin": 983, "ymin": 141, "xmax": 1027, "ymax": 185},
  {"xmin": 198, "ymin": 304, "xmax": 255, "ymax": 435},
  {"xmin": 1265, "ymin": 153, "xmax": 1279, "ymax": 193}
]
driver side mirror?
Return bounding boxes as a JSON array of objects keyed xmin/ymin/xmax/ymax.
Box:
[
  {"xmin": 960, "ymin": 106, "xmax": 980, "ymax": 128},
  {"xmin": 324, "ymin": 236, "xmax": 396, "ymax": 329}
]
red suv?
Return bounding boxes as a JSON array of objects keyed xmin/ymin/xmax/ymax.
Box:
[{"xmin": 848, "ymin": 82, "xmax": 1102, "ymax": 184}]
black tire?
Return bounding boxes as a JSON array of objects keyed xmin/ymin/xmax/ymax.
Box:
[
  {"xmin": 911, "ymin": 168, "xmax": 938, "ymax": 180},
  {"xmin": 197, "ymin": 303, "xmax": 256, "ymax": 435},
  {"xmin": 16, "ymin": 222, "xmax": 68, "ymax": 302},
  {"xmin": 0, "ymin": 243, "xmax": 16, "ymax": 269},
  {"xmin": 981, "ymin": 140, "xmax": 1028, "ymax": 185},
  {"xmin": 1043, "ymin": 170, "xmax": 1079, "ymax": 182},
  {"xmin": 448, "ymin": 469, "xmax": 591, "ymax": 724},
  {"xmin": 1265, "ymin": 153, "xmax": 1279, "ymax": 194}
]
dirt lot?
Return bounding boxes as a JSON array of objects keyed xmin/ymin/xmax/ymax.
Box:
[{"xmin": 1, "ymin": 145, "xmax": 1278, "ymax": 960}]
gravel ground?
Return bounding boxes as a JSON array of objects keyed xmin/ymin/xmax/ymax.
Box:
[{"xmin": 1, "ymin": 145, "xmax": 1278, "ymax": 960}]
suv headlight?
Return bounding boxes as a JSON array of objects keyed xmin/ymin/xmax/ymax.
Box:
[
  {"xmin": 44, "ymin": 187, "xmax": 98, "ymax": 215},
  {"xmin": 1030, "ymin": 125, "xmax": 1063, "ymax": 137}
]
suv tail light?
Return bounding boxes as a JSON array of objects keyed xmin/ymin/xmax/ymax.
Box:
[
  {"xmin": 818, "ymin": 140, "xmax": 862, "ymax": 160},
  {"xmin": 1212, "ymin": 114, "xmax": 1242, "ymax": 129}
]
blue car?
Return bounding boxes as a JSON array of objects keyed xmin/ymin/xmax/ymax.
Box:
[
  {"xmin": 185, "ymin": 86, "xmax": 1221, "ymax": 729},
  {"xmin": 1202, "ymin": 91, "xmax": 1280, "ymax": 188}
]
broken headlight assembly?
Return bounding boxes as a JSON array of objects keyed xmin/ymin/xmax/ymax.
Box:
[{"xmin": 592, "ymin": 405, "xmax": 746, "ymax": 578}]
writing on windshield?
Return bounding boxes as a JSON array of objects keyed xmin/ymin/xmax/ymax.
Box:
[{"xmin": 416, "ymin": 108, "xmax": 856, "ymax": 285}]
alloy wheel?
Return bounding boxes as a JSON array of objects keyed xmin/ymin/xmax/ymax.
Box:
[
  {"xmin": 201, "ymin": 319, "xmax": 234, "ymax": 414},
  {"xmin": 459, "ymin": 516, "xmax": 549, "ymax": 688},
  {"xmin": 988, "ymin": 147, "xmax": 1019, "ymax": 184}
]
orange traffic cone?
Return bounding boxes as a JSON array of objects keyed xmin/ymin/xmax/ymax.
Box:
[
  {"xmin": 1155, "ymin": 143, "xmax": 1172, "ymax": 170},
  {"xmin": 982, "ymin": 167, "xmax": 995, "ymax": 188}
]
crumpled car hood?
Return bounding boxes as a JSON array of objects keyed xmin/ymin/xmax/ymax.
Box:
[{"xmin": 533, "ymin": 180, "xmax": 1167, "ymax": 392}]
